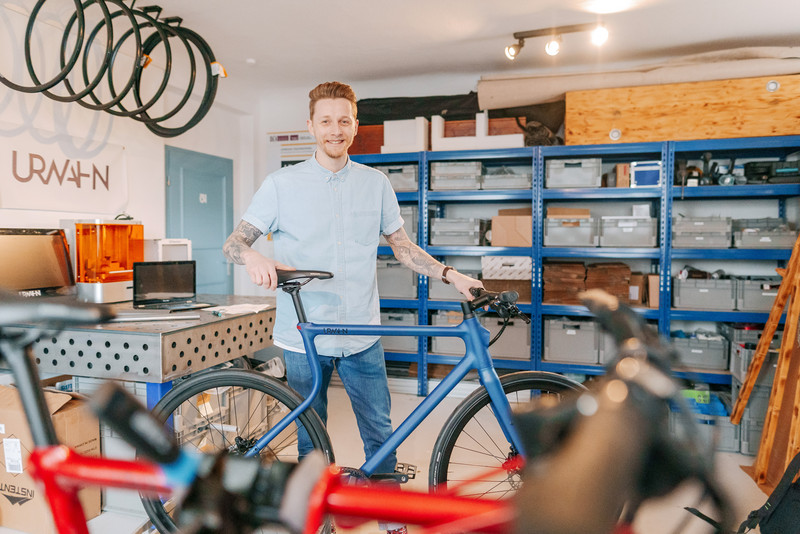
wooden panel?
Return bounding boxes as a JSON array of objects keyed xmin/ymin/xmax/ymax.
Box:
[
  {"xmin": 565, "ymin": 74, "xmax": 800, "ymax": 145},
  {"xmin": 444, "ymin": 117, "xmax": 524, "ymax": 137},
  {"xmin": 350, "ymin": 118, "xmax": 525, "ymax": 154},
  {"xmin": 350, "ymin": 124, "xmax": 384, "ymax": 155}
]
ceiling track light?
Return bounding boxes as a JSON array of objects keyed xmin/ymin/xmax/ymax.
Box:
[
  {"xmin": 504, "ymin": 22, "xmax": 608, "ymax": 60},
  {"xmin": 504, "ymin": 39, "xmax": 525, "ymax": 60},
  {"xmin": 544, "ymin": 36, "xmax": 561, "ymax": 56}
]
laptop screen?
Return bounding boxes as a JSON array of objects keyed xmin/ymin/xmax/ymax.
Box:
[{"xmin": 133, "ymin": 261, "xmax": 196, "ymax": 306}]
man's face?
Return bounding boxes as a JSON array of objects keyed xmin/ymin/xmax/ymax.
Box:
[{"xmin": 307, "ymin": 98, "xmax": 358, "ymax": 160}]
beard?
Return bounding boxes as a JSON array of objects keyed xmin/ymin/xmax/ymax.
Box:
[{"xmin": 321, "ymin": 138, "xmax": 352, "ymax": 159}]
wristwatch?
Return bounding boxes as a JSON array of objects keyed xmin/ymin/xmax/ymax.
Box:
[{"xmin": 441, "ymin": 265, "xmax": 456, "ymax": 285}]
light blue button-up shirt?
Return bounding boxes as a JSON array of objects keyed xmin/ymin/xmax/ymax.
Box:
[{"xmin": 242, "ymin": 154, "xmax": 404, "ymax": 356}]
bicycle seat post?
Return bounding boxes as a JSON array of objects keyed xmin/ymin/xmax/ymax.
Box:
[{"xmin": 282, "ymin": 284, "xmax": 307, "ymax": 323}]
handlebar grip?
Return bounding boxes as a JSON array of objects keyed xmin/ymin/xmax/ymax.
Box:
[
  {"xmin": 89, "ymin": 382, "xmax": 180, "ymax": 464},
  {"xmin": 499, "ymin": 290, "xmax": 518, "ymax": 303}
]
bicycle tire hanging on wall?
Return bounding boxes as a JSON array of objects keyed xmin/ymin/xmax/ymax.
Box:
[{"xmin": 0, "ymin": 0, "xmax": 225, "ymax": 138}]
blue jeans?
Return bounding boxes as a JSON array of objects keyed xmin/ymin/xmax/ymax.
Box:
[{"xmin": 283, "ymin": 340, "xmax": 397, "ymax": 475}]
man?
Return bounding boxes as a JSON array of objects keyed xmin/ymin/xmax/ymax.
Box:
[{"xmin": 223, "ymin": 82, "xmax": 482, "ymax": 531}]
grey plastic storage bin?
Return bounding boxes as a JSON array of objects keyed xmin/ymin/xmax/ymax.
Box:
[
  {"xmin": 480, "ymin": 315, "xmax": 531, "ymax": 360},
  {"xmin": 672, "ymin": 216, "xmax": 732, "ymax": 248},
  {"xmin": 672, "ymin": 277, "xmax": 735, "ymax": 310},
  {"xmin": 732, "ymin": 218, "xmax": 798, "ymax": 248},
  {"xmin": 732, "ymin": 377, "xmax": 771, "ymax": 455},
  {"xmin": 668, "ymin": 409, "xmax": 740, "ymax": 453},
  {"xmin": 545, "ymin": 158, "xmax": 602, "ymax": 188},
  {"xmin": 598, "ymin": 330, "xmax": 617, "ymax": 364},
  {"xmin": 673, "ymin": 216, "xmax": 732, "ymax": 234},
  {"xmin": 375, "ymin": 164, "xmax": 418, "ymax": 192},
  {"xmin": 672, "ymin": 232, "xmax": 732, "ymax": 248},
  {"xmin": 543, "ymin": 318, "xmax": 599, "ymax": 364},
  {"xmin": 380, "ymin": 310, "xmax": 418, "ymax": 353},
  {"xmin": 430, "ymin": 218, "xmax": 483, "ymax": 245},
  {"xmin": 716, "ymin": 323, "xmax": 783, "ymax": 348},
  {"xmin": 730, "ymin": 344, "xmax": 778, "ymax": 385},
  {"xmin": 671, "ymin": 336, "xmax": 728, "ymax": 370},
  {"xmin": 380, "ymin": 205, "xmax": 417, "ymax": 245},
  {"xmin": 733, "ymin": 217, "xmax": 797, "ymax": 248},
  {"xmin": 543, "ymin": 218, "xmax": 598, "ymax": 247},
  {"xmin": 735, "ymin": 276, "xmax": 781, "ymax": 311},
  {"xmin": 430, "ymin": 310, "xmax": 465, "ymax": 355},
  {"xmin": 482, "ymin": 165, "xmax": 532, "ymax": 190},
  {"xmin": 599, "ymin": 217, "xmax": 657, "ymax": 247},
  {"xmin": 430, "ymin": 162, "xmax": 484, "ymax": 191},
  {"xmin": 376, "ymin": 258, "xmax": 417, "ymax": 298}
]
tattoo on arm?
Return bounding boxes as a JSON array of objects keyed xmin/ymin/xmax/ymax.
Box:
[
  {"xmin": 223, "ymin": 221, "xmax": 263, "ymax": 264},
  {"xmin": 385, "ymin": 228, "xmax": 443, "ymax": 278}
]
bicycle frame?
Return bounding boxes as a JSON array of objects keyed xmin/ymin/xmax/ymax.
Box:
[
  {"xmin": 0, "ymin": 335, "xmax": 195, "ymax": 534},
  {"xmin": 245, "ymin": 311, "xmax": 526, "ymax": 477}
]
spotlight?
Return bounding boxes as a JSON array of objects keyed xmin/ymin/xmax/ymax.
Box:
[
  {"xmin": 504, "ymin": 39, "xmax": 524, "ymax": 60},
  {"xmin": 544, "ymin": 37, "xmax": 561, "ymax": 56},
  {"xmin": 591, "ymin": 25, "xmax": 609, "ymax": 46},
  {"xmin": 503, "ymin": 22, "xmax": 610, "ymax": 60}
]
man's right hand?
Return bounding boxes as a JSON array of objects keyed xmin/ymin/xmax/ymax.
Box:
[{"xmin": 242, "ymin": 250, "xmax": 294, "ymax": 290}]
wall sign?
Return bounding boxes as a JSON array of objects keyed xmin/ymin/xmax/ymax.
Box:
[{"xmin": 0, "ymin": 126, "xmax": 128, "ymax": 213}]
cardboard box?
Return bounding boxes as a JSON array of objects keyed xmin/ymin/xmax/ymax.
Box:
[
  {"xmin": 629, "ymin": 273, "xmax": 646, "ymax": 305},
  {"xmin": 647, "ymin": 274, "xmax": 660, "ymax": 309},
  {"xmin": 546, "ymin": 207, "xmax": 591, "ymax": 219},
  {"xmin": 491, "ymin": 216, "xmax": 532, "ymax": 246},
  {"xmin": 0, "ymin": 385, "xmax": 101, "ymax": 533},
  {"xmin": 491, "ymin": 207, "xmax": 532, "ymax": 247},
  {"xmin": 616, "ymin": 163, "xmax": 630, "ymax": 188}
]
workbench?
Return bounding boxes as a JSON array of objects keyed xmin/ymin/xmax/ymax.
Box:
[{"xmin": 7, "ymin": 294, "xmax": 276, "ymax": 408}]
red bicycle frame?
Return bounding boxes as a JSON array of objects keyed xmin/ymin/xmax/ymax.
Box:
[{"xmin": 28, "ymin": 445, "xmax": 171, "ymax": 534}]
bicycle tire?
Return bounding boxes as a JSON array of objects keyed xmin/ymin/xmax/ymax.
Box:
[
  {"xmin": 0, "ymin": 0, "xmax": 84, "ymax": 93},
  {"xmin": 142, "ymin": 26, "xmax": 218, "ymax": 138},
  {"xmin": 429, "ymin": 371, "xmax": 585, "ymax": 499},
  {"xmin": 75, "ymin": 0, "xmax": 143, "ymax": 112},
  {"xmin": 36, "ymin": 0, "xmax": 113, "ymax": 103},
  {"xmin": 140, "ymin": 368, "xmax": 334, "ymax": 533}
]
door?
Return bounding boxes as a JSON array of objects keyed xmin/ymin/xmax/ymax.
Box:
[{"xmin": 166, "ymin": 146, "xmax": 234, "ymax": 294}]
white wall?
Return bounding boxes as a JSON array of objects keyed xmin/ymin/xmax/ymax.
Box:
[{"xmin": 0, "ymin": 3, "xmax": 256, "ymax": 293}]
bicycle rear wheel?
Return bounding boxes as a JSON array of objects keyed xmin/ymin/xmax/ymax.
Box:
[
  {"xmin": 141, "ymin": 368, "xmax": 333, "ymax": 533},
  {"xmin": 429, "ymin": 371, "xmax": 584, "ymax": 499}
]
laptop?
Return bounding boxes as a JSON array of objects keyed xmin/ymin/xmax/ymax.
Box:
[{"xmin": 132, "ymin": 261, "xmax": 212, "ymax": 311}]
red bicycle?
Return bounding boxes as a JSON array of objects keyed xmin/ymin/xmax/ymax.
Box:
[{"xmin": 0, "ymin": 289, "xmax": 733, "ymax": 534}]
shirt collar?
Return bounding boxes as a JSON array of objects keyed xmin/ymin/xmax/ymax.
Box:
[{"xmin": 310, "ymin": 151, "xmax": 352, "ymax": 182}]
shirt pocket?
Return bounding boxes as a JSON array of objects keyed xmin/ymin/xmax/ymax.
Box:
[{"xmin": 349, "ymin": 210, "xmax": 381, "ymax": 246}]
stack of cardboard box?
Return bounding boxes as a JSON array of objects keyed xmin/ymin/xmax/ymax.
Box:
[
  {"xmin": 586, "ymin": 263, "xmax": 631, "ymax": 303},
  {"xmin": 543, "ymin": 262, "xmax": 586, "ymax": 304}
]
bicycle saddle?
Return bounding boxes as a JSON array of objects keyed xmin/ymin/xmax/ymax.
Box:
[{"xmin": 276, "ymin": 269, "xmax": 333, "ymax": 286}]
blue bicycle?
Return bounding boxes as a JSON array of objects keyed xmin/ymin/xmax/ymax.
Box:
[{"xmin": 142, "ymin": 269, "xmax": 586, "ymax": 532}]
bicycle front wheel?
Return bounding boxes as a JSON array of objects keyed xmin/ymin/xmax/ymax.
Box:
[
  {"xmin": 141, "ymin": 368, "xmax": 333, "ymax": 533},
  {"xmin": 429, "ymin": 371, "xmax": 584, "ymax": 499}
]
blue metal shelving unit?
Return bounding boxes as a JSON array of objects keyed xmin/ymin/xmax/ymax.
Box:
[{"xmin": 353, "ymin": 135, "xmax": 800, "ymax": 394}]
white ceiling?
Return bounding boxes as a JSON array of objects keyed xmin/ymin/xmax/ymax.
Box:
[{"xmin": 162, "ymin": 0, "xmax": 800, "ymax": 94}]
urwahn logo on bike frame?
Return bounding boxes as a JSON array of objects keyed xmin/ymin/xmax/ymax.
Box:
[{"xmin": 0, "ymin": 483, "xmax": 34, "ymax": 506}]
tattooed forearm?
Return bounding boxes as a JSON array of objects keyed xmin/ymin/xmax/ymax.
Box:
[
  {"xmin": 386, "ymin": 228, "xmax": 443, "ymax": 277},
  {"xmin": 223, "ymin": 221, "xmax": 263, "ymax": 264}
]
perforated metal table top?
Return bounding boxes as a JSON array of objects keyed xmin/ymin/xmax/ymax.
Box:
[{"xmin": 8, "ymin": 295, "xmax": 276, "ymax": 383}]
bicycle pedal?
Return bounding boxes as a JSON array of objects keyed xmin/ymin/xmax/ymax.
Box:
[{"xmin": 395, "ymin": 462, "xmax": 417, "ymax": 480}]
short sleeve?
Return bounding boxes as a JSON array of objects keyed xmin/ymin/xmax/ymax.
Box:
[
  {"xmin": 242, "ymin": 176, "xmax": 279, "ymax": 234},
  {"xmin": 380, "ymin": 174, "xmax": 403, "ymax": 236}
]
